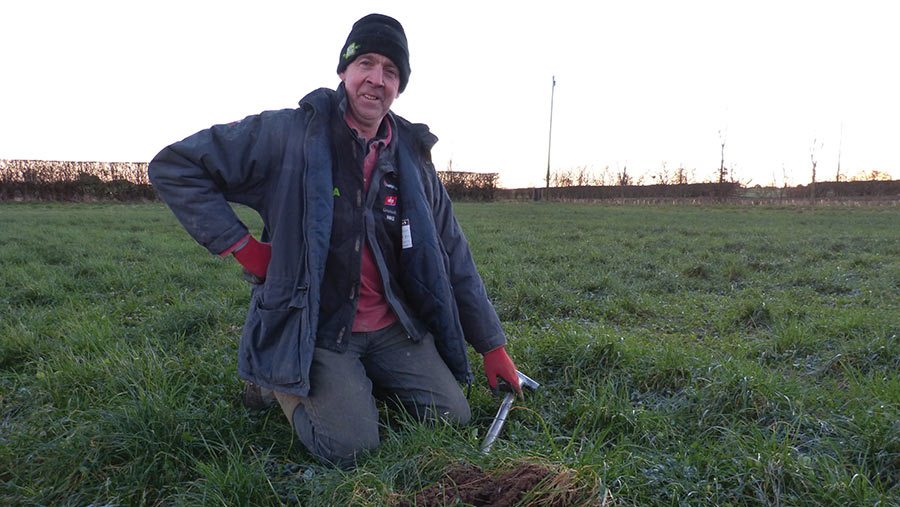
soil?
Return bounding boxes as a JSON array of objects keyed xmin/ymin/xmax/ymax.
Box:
[{"xmin": 403, "ymin": 462, "xmax": 571, "ymax": 507}]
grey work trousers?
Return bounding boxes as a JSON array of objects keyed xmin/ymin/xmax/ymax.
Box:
[{"xmin": 274, "ymin": 322, "xmax": 471, "ymax": 468}]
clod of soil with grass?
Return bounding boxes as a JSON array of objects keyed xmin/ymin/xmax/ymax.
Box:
[{"xmin": 402, "ymin": 462, "xmax": 579, "ymax": 507}]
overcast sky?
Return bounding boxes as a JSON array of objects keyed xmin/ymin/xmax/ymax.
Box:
[{"xmin": 2, "ymin": 0, "xmax": 898, "ymax": 188}]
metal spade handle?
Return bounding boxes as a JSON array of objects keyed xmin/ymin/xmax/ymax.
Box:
[{"xmin": 481, "ymin": 370, "xmax": 540, "ymax": 453}]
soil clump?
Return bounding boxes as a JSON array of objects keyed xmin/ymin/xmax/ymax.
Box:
[{"xmin": 403, "ymin": 462, "xmax": 573, "ymax": 507}]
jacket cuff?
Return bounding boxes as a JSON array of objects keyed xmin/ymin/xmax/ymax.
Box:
[
  {"xmin": 472, "ymin": 333, "xmax": 507, "ymax": 355},
  {"xmin": 219, "ymin": 233, "xmax": 252, "ymax": 258}
]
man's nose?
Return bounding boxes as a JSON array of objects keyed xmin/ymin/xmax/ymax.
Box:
[{"xmin": 366, "ymin": 67, "xmax": 384, "ymax": 86}]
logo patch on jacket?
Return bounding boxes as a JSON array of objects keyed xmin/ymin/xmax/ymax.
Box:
[{"xmin": 384, "ymin": 195, "xmax": 397, "ymax": 206}]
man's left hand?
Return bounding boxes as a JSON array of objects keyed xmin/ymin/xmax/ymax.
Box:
[{"xmin": 483, "ymin": 346, "xmax": 521, "ymax": 393}]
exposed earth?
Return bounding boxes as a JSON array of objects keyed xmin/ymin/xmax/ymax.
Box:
[{"xmin": 402, "ymin": 462, "xmax": 576, "ymax": 507}]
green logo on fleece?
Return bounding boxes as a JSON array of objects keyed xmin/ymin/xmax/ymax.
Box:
[{"xmin": 333, "ymin": 187, "xmax": 340, "ymax": 197}]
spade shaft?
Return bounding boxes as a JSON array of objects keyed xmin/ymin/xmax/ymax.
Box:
[{"xmin": 481, "ymin": 370, "xmax": 539, "ymax": 453}]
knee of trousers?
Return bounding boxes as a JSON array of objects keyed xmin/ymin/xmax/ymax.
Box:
[
  {"xmin": 286, "ymin": 402, "xmax": 380, "ymax": 468},
  {"xmin": 274, "ymin": 390, "xmax": 380, "ymax": 468},
  {"xmin": 303, "ymin": 419, "xmax": 380, "ymax": 469},
  {"xmin": 421, "ymin": 397, "xmax": 471, "ymax": 426},
  {"xmin": 443, "ymin": 399, "xmax": 472, "ymax": 425}
]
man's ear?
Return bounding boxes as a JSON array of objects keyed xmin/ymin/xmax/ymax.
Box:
[{"xmin": 338, "ymin": 72, "xmax": 345, "ymax": 82}]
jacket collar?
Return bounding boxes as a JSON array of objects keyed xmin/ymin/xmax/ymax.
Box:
[{"xmin": 297, "ymin": 84, "xmax": 438, "ymax": 153}]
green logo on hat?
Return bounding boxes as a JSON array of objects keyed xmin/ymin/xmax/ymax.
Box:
[{"xmin": 343, "ymin": 42, "xmax": 359, "ymax": 60}]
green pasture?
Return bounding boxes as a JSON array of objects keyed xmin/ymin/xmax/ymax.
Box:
[{"xmin": 1, "ymin": 201, "xmax": 898, "ymax": 505}]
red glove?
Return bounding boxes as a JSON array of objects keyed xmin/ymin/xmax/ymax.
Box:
[
  {"xmin": 483, "ymin": 346, "xmax": 521, "ymax": 393},
  {"xmin": 232, "ymin": 236, "xmax": 271, "ymax": 280}
]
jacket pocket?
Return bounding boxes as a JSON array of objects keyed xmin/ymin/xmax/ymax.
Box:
[
  {"xmin": 257, "ymin": 277, "xmax": 295, "ymax": 310},
  {"xmin": 243, "ymin": 277, "xmax": 306, "ymax": 385},
  {"xmin": 251, "ymin": 303, "xmax": 303, "ymax": 384}
]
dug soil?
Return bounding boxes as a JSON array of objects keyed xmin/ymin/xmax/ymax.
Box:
[{"xmin": 403, "ymin": 462, "xmax": 572, "ymax": 507}]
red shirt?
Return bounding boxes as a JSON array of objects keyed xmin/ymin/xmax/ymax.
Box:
[{"xmin": 345, "ymin": 114, "xmax": 398, "ymax": 332}]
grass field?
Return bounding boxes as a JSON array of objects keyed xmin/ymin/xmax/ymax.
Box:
[{"xmin": 1, "ymin": 201, "xmax": 898, "ymax": 505}]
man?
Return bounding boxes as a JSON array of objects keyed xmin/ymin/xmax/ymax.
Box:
[{"xmin": 149, "ymin": 13, "xmax": 520, "ymax": 468}]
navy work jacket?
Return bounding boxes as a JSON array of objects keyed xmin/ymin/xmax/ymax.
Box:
[{"xmin": 148, "ymin": 86, "xmax": 506, "ymax": 396}]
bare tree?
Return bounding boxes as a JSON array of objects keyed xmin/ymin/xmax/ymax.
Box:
[
  {"xmin": 809, "ymin": 138, "xmax": 823, "ymax": 199},
  {"xmin": 781, "ymin": 163, "xmax": 792, "ymax": 187},
  {"xmin": 574, "ymin": 165, "xmax": 591, "ymax": 186},
  {"xmin": 651, "ymin": 162, "xmax": 671, "ymax": 185},
  {"xmin": 599, "ymin": 165, "xmax": 613, "ymax": 186},
  {"xmin": 718, "ymin": 128, "xmax": 728, "ymax": 184},
  {"xmin": 551, "ymin": 166, "xmax": 605, "ymax": 187},
  {"xmin": 616, "ymin": 162, "xmax": 631, "ymax": 186},
  {"xmin": 674, "ymin": 165, "xmax": 688, "ymax": 185},
  {"xmin": 728, "ymin": 163, "xmax": 752, "ymax": 187},
  {"xmin": 850, "ymin": 169, "xmax": 892, "ymax": 182},
  {"xmin": 550, "ymin": 168, "xmax": 574, "ymax": 187}
]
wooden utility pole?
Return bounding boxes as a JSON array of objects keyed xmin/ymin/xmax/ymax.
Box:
[
  {"xmin": 810, "ymin": 138, "xmax": 821, "ymax": 200},
  {"xmin": 836, "ymin": 122, "xmax": 843, "ymax": 182},
  {"xmin": 545, "ymin": 76, "xmax": 556, "ymax": 191}
]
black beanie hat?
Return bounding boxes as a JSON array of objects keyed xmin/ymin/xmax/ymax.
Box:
[{"xmin": 337, "ymin": 14, "xmax": 410, "ymax": 93}]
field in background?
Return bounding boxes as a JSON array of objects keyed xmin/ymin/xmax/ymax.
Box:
[{"xmin": 1, "ymin": 202, "xmax": 898, "ymax": 505}]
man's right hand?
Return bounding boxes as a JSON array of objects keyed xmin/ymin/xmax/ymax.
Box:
[
  {"xmin": 233, "ymin": 236, "xmax": 271, "ymax": 280},
  {"xmin": 483, "ymin": 346, "xmax": 521, "ymax": 393}
]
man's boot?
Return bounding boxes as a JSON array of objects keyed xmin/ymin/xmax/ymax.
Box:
[{"xmin": 242, "ymin": 381, "xmax": 277, "ymax": 410}]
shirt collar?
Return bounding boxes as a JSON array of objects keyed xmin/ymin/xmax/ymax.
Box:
[
  {"xmin": 344, "ymin": 112, "xmax": 392, "ymax": 149},
  {"xmin": 336, "ymin": 82, "xmax": 393, "ymax": 148}
]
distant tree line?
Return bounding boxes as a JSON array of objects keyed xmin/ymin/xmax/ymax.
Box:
[
  {"xmin": 2, "ymin": 159, "xmax": 895, "ymax": 203},
  {"xmin": 437, "ymin": 170, "xmax": 498, "ymax": 201},
  {"xmin": 0, "ymin": 160, "xmax": 155, "ymax": 201},
  {"xmin": 786, "ymin": 179, "xmax": 900, "ymax": 199},
  {"xmin": 0, "ymin": 160, "xmax": 499, "ymax": 201},
  {"xmin": 0, "ymin": 159, "xmax": 501, "ymax": 203},
  {"xmin": 515, "ymin": 165, "xmax": 898, "ymax": 202},
  {"xmin": 499, "ymin": 182, "xmax": 742, "ymax": 201}
]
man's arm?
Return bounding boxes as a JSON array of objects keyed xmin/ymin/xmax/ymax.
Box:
[
  {"xmin": 149, "ymin": 112, "xmax": 287, "ymax": 256},
  {"xmin": 424, "ymin": 164, "xmax": 520, "ymax": 391},
  {"xmin": 426, "ymin": 168, "xmax": 505, "ymax": 351}
]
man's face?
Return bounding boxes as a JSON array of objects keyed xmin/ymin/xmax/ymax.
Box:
[{"xmin": 339, "ymin": 53, "xmax": 400, "ymax": 136}]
